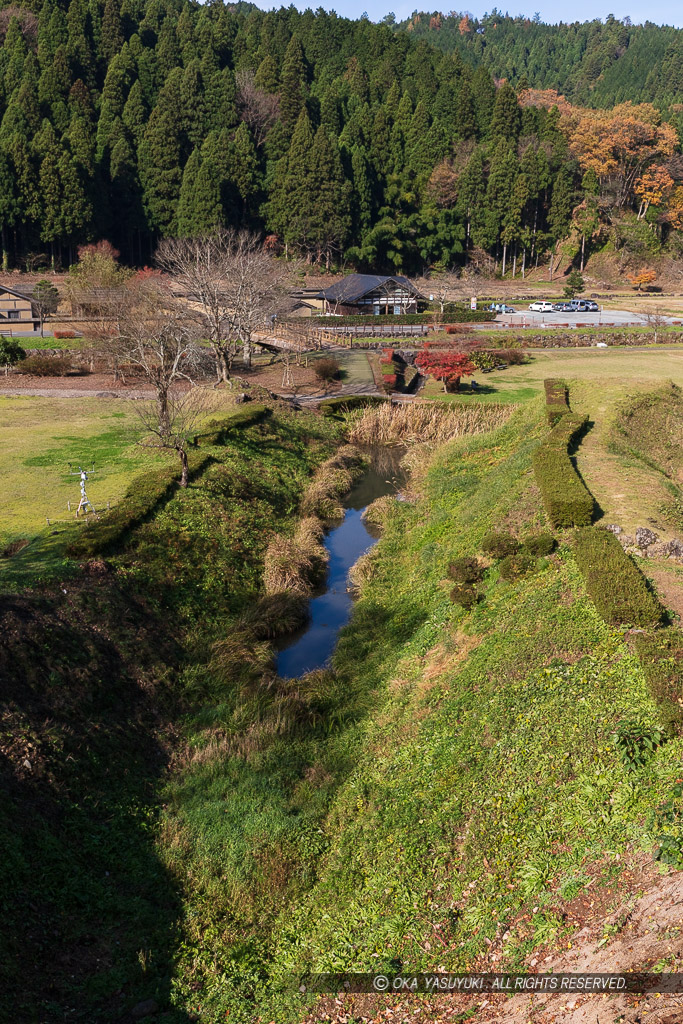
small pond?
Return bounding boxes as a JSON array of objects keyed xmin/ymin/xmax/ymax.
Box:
[{"xmin": 276, "ymin": 447, "xmax": 406, "ymax": 679}]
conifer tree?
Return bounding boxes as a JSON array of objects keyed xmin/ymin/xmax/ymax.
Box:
[
  {"xmin": 0, "ymin": 149, "xmax": 18, "ymax": 268},
  {"xmin": 138, "ymin": 69, "xmax": 184, "ymax": 237},
  {"xmin": 489, "ymin": 81, "xmax": 520, "ymax": 141},
  {"xmin": 228, "ymin": 122, "xmax": 260, "ymax": 220},
  {"xmin": 177, "ymin": 148, "xmax": 223, "ymax": 236},
  {"xmin": 351, "ymin": 145, "xmax": 373, "ymax": 242},
  {"xmin": 548, "ymin": 164, "xmax": 574, "ymax": 239},
  {"xmin": 279, "ymin": 35, "xmax": 306, "ymax": 132},
  {"xmin": 471, "ymin": 66, "xmax": 496, "ymax": 137},
  {"xmin": 308, "ymin": 125, "xmax": 351, "ymax": 265},
  {"xmin": 272, "ymin": 105, "xmax": 315, "ymax": 250},
  {"xmin": 454, "ymin": 78, "xmax": 477, "ymax": 139},
  {"xmin": 122, "ymin": 79, "xmax": 147, "ymax": 150},
  {"xmin": 255, "ymin": 54, "xmax": 279, "ymax": 93},
  {"xmin": 101, "ymin": 0, "xmax": 124, "ymax": 62}
]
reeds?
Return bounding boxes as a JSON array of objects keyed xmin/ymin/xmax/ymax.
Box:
[
  {"xmin": 300, "ymin": 445, "xmax": 366, "ymax": 518},
  {"xmin": 263, "ymin": 516, "xmax": 328, "ymax": 595},
  {"xmin": 346, "ymin": 402, "xmax": 511, "ymax": 446},
  {"xmin": 361, "ymin": 495, "xmax": 396, "ymax": 528}
]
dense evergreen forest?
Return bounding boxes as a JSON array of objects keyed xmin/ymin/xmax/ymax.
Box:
[
  {"xmin": 1, "ymin": 0, "xmax": 683, "ymax": 274},
  {"xmin": 394, "ymin": 12, "xmax": 683, "ymax": 110}
]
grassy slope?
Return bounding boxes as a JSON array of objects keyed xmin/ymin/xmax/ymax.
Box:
[
  {"xmin": 0, "ymin": 405, "xmax": 340, "ymax": 1024},
  {"xmin": 244, "ymin": 401, "xmax": 682, "ymax": 1020}
]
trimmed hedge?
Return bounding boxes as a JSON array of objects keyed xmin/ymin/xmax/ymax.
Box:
[
  {"xmin": 195, "ymin": 404, "xmax": 271, "ymax": 445},
  {"xmin": 544, "ymin": 378, "xmax": 570, "ymax": 426},
  {"xmin": 532, "ymin": 413, "xmax": 594, "ymax": 528},
  {"xmin": 573, "ymin": 527, "xmax": 664, "ymax": 627},
  {"xmin": 67, "ymin": 452, "xmax": 213, "ymax": 559},
  {"xmin": 319, "ymin": 394, "xmax": 388, "ymax": 418},
  {"xmin": 632, "ymin": 629, "xmax": 683, "ymax": 727},
  {"xmin": 301, "ymin": 309, "xmax": 496, "ymax": 327}
]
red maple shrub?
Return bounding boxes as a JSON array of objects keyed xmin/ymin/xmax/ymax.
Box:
[{"xmin": 415, "ymin": 346, "xmax": 476, "ymax": 392}]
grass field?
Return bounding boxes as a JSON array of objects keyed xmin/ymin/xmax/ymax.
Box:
[
  {"xmin": 0, "ymin": 392, "xmax": 241, "ymax": 551},
  {"xmin": 422, "ymin": 344, "xmax": 683, "ymax": 405}
]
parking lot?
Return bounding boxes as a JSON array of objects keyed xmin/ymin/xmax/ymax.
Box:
[{"xmin": 492, "ymin": 307, "xmax": 681, "ymax": 327}]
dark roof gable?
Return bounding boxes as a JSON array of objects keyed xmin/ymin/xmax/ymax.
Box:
[
  {"xmin": 316, "ymin": 274, "xmax": 424, "ymax": 304},
  {"xmin": 0, "ymin": 284, "xmax": 35, "ymax": 303}
]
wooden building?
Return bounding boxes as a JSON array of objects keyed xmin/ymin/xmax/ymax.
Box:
[
  {"xmin": 0, "ymin": 285, "xmax": 38, "ymax": 330},
  {"xmin": 314, "ymin": 274, "xmax": 425, "ymax": 316}
]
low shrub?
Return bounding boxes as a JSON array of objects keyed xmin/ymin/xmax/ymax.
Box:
[
  {"xmin": 382, "ymin": 348, "xmax": 395, "ymax": 360},
  {"xmin": 319, "ymin": 395, "xmax": 387, "ymax": 418},
  {"xmin": 480, "ymin": 531, "xmax": 519, "ymax": 558},
  {"xmin": 450, "ymin": 583, "xmax": 479, "ymax": 609},
  {"xmin": 612, "ymin": 719, "xmax": 666, "ymax": 770},
  {"xmin": 499, "ymin": 552, "xmax": 536, "ymax": 581},
  {"xmin": 314, "ymin": 357, "xmax": 341, "ymax": 382},
  {"xmin": 53, "ymin": 330, "xmax": 76, "ymax": 339},
  {"xmin": 648, "ymin": 783, "xmax": 683, "ymax": 869},
  {"xmin": 499, "ymin": 348, "xmax": 526, "ymax": 366},
  {"xmin": 16, "ymin": 354, "xmax": 75, "ymax": 376},
  {"xmin": 237, "ymin": 591, "xmax": 309, "ymax": 639},
  {"xmin": 532, "ymin": 413, "xmax": 594, "ymax": 528},
  {"xmin": 67, "ymin": 453, "xmax": 213, "ymax": 558},
  {"xmin": 470, "ymin": 350, "xmax": 497, "ymax": 371},
  {"xmin": 448, "ymin": 556, "xmax": 484, "ymax": 584},
  {"xmin": 346, "ymin": 403, "xmax": 511, "ymax": 446},
  {"xmin": 573, "ymin": 527, "xmax": 664, "ymax": 627},
  {"xmin": 382, "ymin": 373, "xmax": 397, "ymax": 392},
  {"xmin": 523, "ymin": 533, "xmax": 556, "ymax": 556},
  {"xmin": 196, "ymin": 404, "xmax": 271, "ymax": 445}
]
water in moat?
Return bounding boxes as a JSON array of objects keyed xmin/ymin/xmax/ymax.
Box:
[{"xmin": 276, "ymin": 447, "xmax": 406, "ymax": 679}]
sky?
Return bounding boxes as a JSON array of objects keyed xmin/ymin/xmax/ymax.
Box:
[{"xmin": 248, "ymin": 1, "xmax": 683, "ymax": 29}]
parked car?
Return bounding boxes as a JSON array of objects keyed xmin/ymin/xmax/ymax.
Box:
[
  {"xmin": 568, "ymin": 300, "xmax": 599, "ymax": 312},
  {"xmin": 529, "ymin": 301, "xmax": 554, "ymax": 312},
  {"xmin": 585, "ymin": 301, "xmax": 599, "ymax": 311},
  {"xmin": 500, "ymin": 304, "xmax": 516, "ymax": 313},
  {"xmin": 552, "ymin": 302, "xmax": 572, "ymax": 312}
]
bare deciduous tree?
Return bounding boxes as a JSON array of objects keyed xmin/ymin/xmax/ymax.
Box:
[
  {"xmin": 235, "ymin": 70, "xmax": 280, "ymax": 148},
  {"xmin": 156, "ymin": 229, "xmax": 295, "ymax": 380},
  {"xmin": 637, "ymin": 306, "xmax": 671, "ymax": 343},
  {"xmin": 136, "ymin": 387, "xmax": 209, "ymax": 487},
  {"xmin": 118, "ymin": 274, "xmax": 200, "ymax": 436}
]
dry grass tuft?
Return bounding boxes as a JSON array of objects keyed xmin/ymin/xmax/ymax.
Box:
[
  {"xmin": 300, "ymin": 445, "xmax": 366, "ymax": 518},
  {"xmin": 361, "ymin": 495, "xmax": 396, "ymax": 528},
  {"xmin": 346, "ymin": 402, "xmax": 511, "ymax": 446},
  {"xmin": 263, "ymin": 516, "xmax": 328, "ymax": 595},
  {"xmin": 347, "ymin": 547, "xmax": 380, "ymax": 592}
]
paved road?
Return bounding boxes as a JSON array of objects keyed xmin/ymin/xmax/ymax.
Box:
[{"xmin": 493, "ymin": 308, "xmax": 681, "ymax": 328}]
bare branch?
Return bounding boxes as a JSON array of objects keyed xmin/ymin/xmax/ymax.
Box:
[{"xmin": 235, "ymin": 70, "xmax": 280, "ymax": 148}]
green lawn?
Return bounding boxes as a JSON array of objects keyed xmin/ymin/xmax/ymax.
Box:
[
  {"xmin": 0, "ymin": 392, "xmax": 241, "ymax": 552},
  {"xmin": 422, "ymin": 344, "xmax": 683, "ymax": 405}
]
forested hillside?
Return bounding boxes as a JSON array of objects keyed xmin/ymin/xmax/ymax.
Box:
[
  {"xmin": 394, "ymin": 12, "xmax": 683, "ymax": 110},
  {"xmin": 1, "ymin": 0, "xmax": 683, "ymax": 277}
]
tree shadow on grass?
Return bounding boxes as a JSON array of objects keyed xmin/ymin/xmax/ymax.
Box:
[{"xmin": 0, "ymin": 590, "xmax": 193, "ymax": 1024}]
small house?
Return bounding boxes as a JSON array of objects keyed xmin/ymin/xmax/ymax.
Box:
[
  {"xmin": 315, "ymin": 274, "xmax": 425, "ymax": 316},
  {"xmin": 0, "ymin": 285, "xmax": 39, "ymax": 331}
]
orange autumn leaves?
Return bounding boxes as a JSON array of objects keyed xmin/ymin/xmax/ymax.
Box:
[{"xmin": 521, "ymin": 90, "xmax": 677, "ymax": 212}]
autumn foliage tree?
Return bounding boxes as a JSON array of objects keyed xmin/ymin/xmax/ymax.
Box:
[
  {"xmin": 415, "ymin": 344, "xmax": 476, "ymax": 392},
  {"xmin": 627, "ymin": 268, "xmax": 657, "ymax": 291}
]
